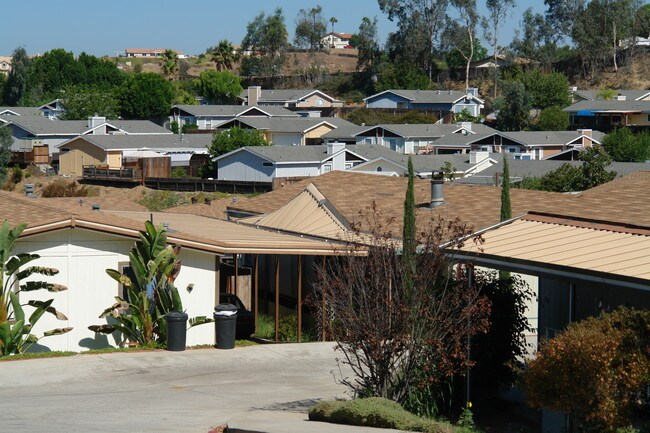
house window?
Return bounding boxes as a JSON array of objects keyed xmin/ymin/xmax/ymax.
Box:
[
  {"xmin": 505, "ymin": 146, "xmax": 518, "ymax": 153},
  {"xmin": 534, "ymin": 149, "xmax": 542, "ymax": 160},
  {"xmin": 387, "ymin": 138, "xmax": 398, "ymax": 151},
  {"xmin": 60, "ymin": 147, "xmax": 70, "ymax": 154},
  {"xmin": 364, "ymin": 138, "xmax": 372, "ymax": 145},
  {"xmin": 477, "ymin": 146, "xmax": 490, "ymax": 152},
  {"xmin": 377, "ymin": 166, "xmax": 383, "ymax": 172},
  {"xmin": 345, "ymin": 162, "xmax": 353, "ymax": 169},
  {"xmin": 323, "ymin": 164, "xmax": 332, "ymax": 173},
  {"xmin": 262, "ymin": 162, "xmax": 273, "ymax": 167},
  {"xmin": 117, "ymin": 262, "xmax": 136, "ymax": 303},
  {"xmin": 397, "ymin": 101, "xmax": 408, "ymax": 109}
]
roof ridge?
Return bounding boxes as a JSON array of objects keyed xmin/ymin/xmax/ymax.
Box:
[{"xmin": 523, "ymin": 211, "xmax": 650, "ymax": 235}]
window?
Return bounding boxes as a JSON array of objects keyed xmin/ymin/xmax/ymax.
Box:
[
  {"xmin": 377, "ymin": 166, "xmax": 383, "ymax": 172},
  {"xmin": 262, "ymin": 162, "xmax": 273, "ymax": 167},
  {"xmin": 323, "ymin": 164, "xmax": 332, "ymax": 173},
  {"xmin": 364, "ymin": 138, "xmax": 372, "ymax": 145},
  {"xmin": 387, "ymin": 138, "xmax": 398, "ymax": 151},
  {"xmin": 397, "ymin": 101, "xmax": 408, "ymax": 109},
  {"xmin": 117, "ymin": 262, "xmax": 136, "ymax": 304},
  {"xmin": 345, "ymin": 162, "xmax": 353, "ymax": 169},
  {"xmin": 534, "ymin": 148, "xmax": 542, "ymax": 160}
]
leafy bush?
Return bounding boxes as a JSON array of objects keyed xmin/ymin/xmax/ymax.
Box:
[
  {"xmin": 309, "ymin": 397, "xmax": 463, "ymax": 433},
  {"xmin": 41, "ymin": 180, "xmax": 95, "ymax": 197},
  {"xmin": 10, "ymin": 166, "xmax": 23, "ymax": 184},
  {"xmin": 255, "ymin": 314, "xmax": 275, "ymax": 339},
  {"xmin": 137, "ymin": 190, "xmax": 185, "ymax": 211},
  {"xmin": 524, "ymin": 307, "xmax": 650, "ymax": 432},
  {"xmin": 171, "ymin": 167, "xmax": 187, "ymax": 178},
  {"xmin": 181, "ymin": 123, "xmax": 198, "ymax": 133}
]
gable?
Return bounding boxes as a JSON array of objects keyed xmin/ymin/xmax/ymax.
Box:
[{"xmin": 238, "ymin": 107, "xmax": 272, "ymax": 117}]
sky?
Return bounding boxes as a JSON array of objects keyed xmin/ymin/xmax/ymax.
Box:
[{"xmin": 1, "ymin": 0, "xmax": 544, "ymax": 57}]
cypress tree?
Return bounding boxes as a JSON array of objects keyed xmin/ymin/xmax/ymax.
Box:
[
  {"xmin": 500, "ymin": 155, "xmax": 512, "ymax": 222},
  {"xmin": 403, "ymin": 156, "xmax": 416, "ymax": 291}
]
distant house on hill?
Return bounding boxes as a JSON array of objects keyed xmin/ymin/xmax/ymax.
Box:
[
  {"xmin": 169, "ymin": 104, "xmax": 299, "ymax": 131},
  {"xmin": 239, "ymin": 86, "xmax": 343, "ymax": 109},
  {"xmin": 321, "ymin": 32, "xmax": 352, "ymax": 49},
  {"xmin": 124, "ymin": 48, "xmax": 187, "ymax": 59},
  {"xmin": 0, "ymin": 56, "xmax": 11, "ymax": 75}
]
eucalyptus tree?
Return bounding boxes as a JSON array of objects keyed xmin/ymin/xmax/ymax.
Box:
[
  {"xmin": 444, "ymin": 0, "xmax": 479, "ymax": 92},
  {"xmin": 294, "ymin": 5, "xmax": 328, "ymax": 51},
  {"xmin": 483, "ymin": 0, "xmax": 516, "ymax": 97},
  {"xmin": 241, "ymin": 8, "xmax": 289, "ymax": 77}
]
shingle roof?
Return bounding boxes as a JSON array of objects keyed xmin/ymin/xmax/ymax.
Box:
[
  {"xmin": 564, "ymin": 100, "xmax": 650, "ymax": 113},
  {"xmin": 366, "ymin": 89, "xmax": 483, "ymax": 104},
  {"xmin": 229, "ymin": 116, "xmax": 357, "ymax": 133},
  {"xmin": 58, "ymin": 134, "xmax": 213, "ymax": 151},
  {"xmin": 0, "ymin": 106, "xmax": 42, "ymax": 116},
  {"xmin": 574, "ymin": 89, "xmax": 650, "ymax": 101},
  {"xmin": 173, "ymin": 104, "xmax": 298, "ymax": 117},
  {"xmin": 8, "ymin": 117, "xmax": 171, "ymax": 135},
  {"xmin": 222, "ymin": 144, "xmax": 403, "ymax": 164},
  {"xmin": 227, "ymin": 170, "xmax": 573, "ymax": 234}
]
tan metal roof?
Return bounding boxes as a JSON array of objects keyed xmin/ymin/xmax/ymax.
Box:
[
  {"xmin": 460, "ymin": 214, "xmax": 650, "ymax": 284},
  {"xmin": 108, "ymin": 211, "xmax": 351, "ymax": 255},
  {"xmin": 240, "ymin": 184, "xmax": 350, "ymax": 240}
]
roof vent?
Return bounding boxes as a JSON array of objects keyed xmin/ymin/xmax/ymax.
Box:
[
  {"xmin": 429, "ymin": 171, "xmax": 444, "ymax": 208},
  {"xmin": 91, "ymin": 204, "xmax": 101, "ymax": 211}
]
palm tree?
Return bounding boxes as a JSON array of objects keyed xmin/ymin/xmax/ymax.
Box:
[
  {"xmin": 329, "ymin": 16, "xmax": 338, "ymax": 34},
  {"xmin": 161, "ymin": 49, "xmax": 179, "ymax": 80},
  {"xmin": 211, "ymin": 40, "xmax": 238, "ymax": 71}
]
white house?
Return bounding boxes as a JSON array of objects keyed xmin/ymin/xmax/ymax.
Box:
[{"xmin": 321, "ymin": 32, "xmax": 352, "ymax": 49}]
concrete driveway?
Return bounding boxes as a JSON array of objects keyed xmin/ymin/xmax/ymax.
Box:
[{"xmin": 0, "ymin": 342, "xmax": 394, "ymax": 433}]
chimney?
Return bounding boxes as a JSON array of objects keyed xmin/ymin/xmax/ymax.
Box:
[
  {"xmin": 460, "ymin": 121, "xmax": 472, "ymax": 132},
  {"xmin": 88, "ymin": 115, "xmax": 107, "ymax": 135},
  {"xmin": 327, "ymin": 142, "xmax": 345, "ymax": 155},
  {"xmin": 247, "ymin": 86, "xmax": 261, "ymax": 106},
  {"xmin": 577, "ymin": 129, "xmax": 592, "ymax": 148},
  {"xmin": 469, "ymin": 151, "xmax": 489, "ymax": 164},
  {"xmin": 429, "ymin": 171, "xmax": 444, "ymax": 208}
]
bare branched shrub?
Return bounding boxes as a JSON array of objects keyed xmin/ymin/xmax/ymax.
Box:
[{"xmin": 313, "ymin": 203, "xmax": 490, "ymax": 404}]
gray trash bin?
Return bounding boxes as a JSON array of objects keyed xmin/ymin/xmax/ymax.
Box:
[
  {"xmin": 166, "ymin": 311, "xmax": 188, "ymax": 351},
  {"xmin": 214, "ymin": 303, "xmax": 238, "ymax": 349}
]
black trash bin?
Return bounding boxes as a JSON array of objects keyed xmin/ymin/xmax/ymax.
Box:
[
  {"xmin": 166, "ymin": 311, "xmax": 188, "ymax": 351},
  {"xmin": 214, "ymin": 303, "xmax": 238, "ymax": 349}
]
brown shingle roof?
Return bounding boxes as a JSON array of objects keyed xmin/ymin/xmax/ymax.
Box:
[{"xmin": 227, "ymin": 171, "xmax": 574, "ymax": 234}]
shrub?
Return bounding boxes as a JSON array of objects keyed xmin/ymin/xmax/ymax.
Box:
[
  {"xmin": 171, "ymin": 167, "xmax": 187, "ymax": 178},
  {"xmin": 10, "ymin": 166, "xmax": 23, "ymax": 184},
  {"xmin": 309, "ymin": 397, "xmax": 460, "ymax": 433},
  {"xmin": 181, "ymin": 123, "xmax": 198, "ymax": 133},
  {"xmin": 41, "ymin": 180, "xmax": 93, "ymax": 197},
  {"xmin": 137, "ymin": 190, "xmax": 184, "ymax": 211},
  {"xmin": 255, "ymin": 314, "xmax": 275, "ymax": 339},
  {"xmin": 523, "ymin": 307, "xmax": 650, "ymax": 432}
]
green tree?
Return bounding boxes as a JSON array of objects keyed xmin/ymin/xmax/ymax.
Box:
[
  {"xmin": 375, "ymin": 62, "xmax": 430, "ymax": 92},
  {"xmin": 160, "ymin": 49, "xmax": 179, "ymax": 81},
  {"xmin": 60, "ymin": 85, "xmax": 120, "ymax": 120},
  {"xmin": 0, "ymin": 127, "xmax": 12, "ymax": 184},
  {"xmin": 519, "ymin": 70, "xmax": 571, "ymax": 109},
  {"xmin": 524, "ymin": 307, "xmax": 650, "ymax": 432},
  {"xmin": 118, "ymin": 72, "xmax": 173, "ymax": 119},
  {"xmin": 535, "ymin": 106, "xmax": 570, "ymax": 131},
  {"xmin": 194, "ymin": 70, "xmax": 243, "ymax": 105},
  {"xmin": 580, "ymin": 145, "xmax": 616, "ymax": 189},
  {"xmin": 241, "ymin": 8, "xmax": 289, "ymax": 77},
  {"xmin": 0, "ymin": 221, "xmax": 72, "ymax": 355},
  {"xmin": 500, "ymin": 155, "xmax": 511, "ymax": 221},
  {"xmin": 510, "ymin": 8, "xmax": 558, "ymax": 67},
  {"xmin": 544, "ymin": 0, "xmax": 585, "ymax": 38},
  {"xmin": 294, "ymin": 5, "xmax": 328, "ymax": 51},
  {"xmin": 89, "ymin": 222, "xmax": 211, "ymax": 346},
  {"xmin": 351, "ymin": 17, "xmax": 380, "ymax": 71},
  {"xmin": 597, "ymin": 88, "xmax": 618, "ymax": 100},
  {"xmin": 379, "ymin": 0, "xmax": 449, "ymax": 78},
  {"xmin": 636, "ymin": 3, "xmax": 650, "ymax": 37},
  {"xmin": 494, "ymin": 80, "xmax": 531, "ymax": 131},
  {"xmin": 483, "ymin": 0, "xmax": 516, "ymax": 98},
  {"xmin": 445, "ymin": 38, "xmax": 487, "ymax": 70},
  {"xmin": 402, "ymin": 156, "xmax": 416, "ymax": 293},
  {"xmin": 209, "ymin": 127, "xmax": 269, "ymax": 158},
  {"xmin": 603, "ymin": 128, "xmax": 650, "ymax": 162},
  {"xmin": 2, "ymin": 47, "xmax": 31, "ymax": 106},
  {"xmin": 208, "ymin": 40, "xmax": 239, "ymax": 71}
]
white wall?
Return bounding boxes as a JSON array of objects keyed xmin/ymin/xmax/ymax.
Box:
[{"xmin": 14, "ymin": 228, "xmax": 217, "ymax": 352}]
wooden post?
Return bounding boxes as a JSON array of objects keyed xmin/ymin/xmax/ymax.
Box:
[
  {"xmin": 254, "ymin": 254, "xmax": 259, "ymax": 333},
  {"xmin": 297, "ymin": 255, "xmax": 303, "ymax": 343},
  {"xmin": 234, "ymin": 253, "xmax": 238, "ymax": 296},
  {"xmin": 275, "ymin": 254, "xmax": 280, "ymax": 342}
]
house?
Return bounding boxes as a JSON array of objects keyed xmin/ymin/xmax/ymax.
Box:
[
  {"xmin": 170, "ymin": 104, "xmax": 299, "ymax": 131},
  {"xmin": 571, "ymin": 88, "xmax": 650, "ymax": 103},
  {"xmin": 39, "ymin": 99, "xmax": 65, "ymax": 119},
  {"xmin": 321, "ymin": 32, "xmax": 352, "ymax": 49},
  {"xmin": 0, "ymin": 56, "xmax": 11, "ymax": 75},
  {"xmin": 0, "ymin": 106, "xmax": 42, "ymax": 117},
  {"xmin": 1, "ymin": 190, "xmax": 347, "ymax": 352},
  {"xmin": 216, "ymin": 116, "xmax": 358, "ymax": 146},
  {"xmin": 457, "ymin": 158, "xmax": 650, "ymax": 186},
  {"xmin": 463, "ymin": 54, "xmax": 537, "ymax": 80},
  {"xmin": 2, "ymin": 115, "xmax": 171, "ymax": 166},
  {"xmin": 364, "ymin": 89, "xmax": 484, "ymax": 117},
  {"xmin": 340, "ymin": 122, "xmax": 495, "ymax": 154},
  {"xmin": 124, "ymin": 48, "xmax": 187, "ymax": 58},
  {"xmin": 56, "ymin": 134, "xmax": 213, "ymax": 176},
  {"xmin": 239, "ymin": 86, "xmax": 344, "ymax": 109},
  {"xmin": 564, "ymin": 99, "xmax": 650, "ymax": 131},
  {"xmin": 461, "ymin": 129, "xmax": 604, "ymax": 160}
]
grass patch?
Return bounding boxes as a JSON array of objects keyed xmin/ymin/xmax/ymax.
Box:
[
  {"xmin": 255, "ymin": 314, "xmax": 276, "ymax": 339},
  {"xmin": 309, "ymin": 398, "xmax": 460, "ymax": 433},
  {"xmin": 254, "ymin": 314, "xmax": 315, "ymax": 342},
  {"xmin": 138, "ymin": 190, "xmax": 188, "ymax": 211}
]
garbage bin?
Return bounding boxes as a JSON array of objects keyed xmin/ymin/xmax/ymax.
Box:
[
  {"xmin": 214, "ymin": 303, "xmax": 238, "ymax": 349},
  {"xmin": 166, "ymin": 311, "xmax": 188, "ymax": 351}
]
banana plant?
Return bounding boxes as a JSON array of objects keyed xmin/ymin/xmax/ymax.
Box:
[
  {"xmin": 89, "ymin": 221, "xmax": 212, "ymax": 346},
  {"xmin": 0, "ymin": 220, "xmax": 72, "ymax": 356}
]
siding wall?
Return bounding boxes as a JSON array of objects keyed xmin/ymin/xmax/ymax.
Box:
[
  {"xmin": 217, "ymin": 151, "xmax": 275, "ymax": 182},
  {"xmin": 366, "ymin": 93, "xmax": 411, "ymax": 108},
  {"xmin": 13, "ymin": 229, "xmax": 218, "ymax": 352},
  {"xmin": 276, "ymin": 163, "xmax": 321, "ymax": 178}
]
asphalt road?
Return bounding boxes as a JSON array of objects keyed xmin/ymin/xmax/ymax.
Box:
[{"xmin": 0, "ymin": 342, "xmax": 390, "ymax": 433}]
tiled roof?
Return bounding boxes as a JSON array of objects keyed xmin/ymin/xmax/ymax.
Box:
[{"xmin": 227, "ymin": 170, "xmax": 573, "ymax": 234}]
